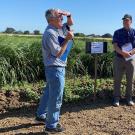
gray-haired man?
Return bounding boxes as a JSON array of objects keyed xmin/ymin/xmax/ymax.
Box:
[{"xmin": 35, "ymin": 8, "xmax": 74, "ymax": 133}]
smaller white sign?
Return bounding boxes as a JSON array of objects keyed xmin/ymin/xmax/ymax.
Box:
[
  {"xmin": 122, "ymin": 43, "xmax": 132, "ymax": 52},
  {"xmin": 122, "ymin": 43, "xmax": 135, "ymax": 61},
  {"xmin": 91, "ymin": 42, "xmax": 103, "ymax": 54}
]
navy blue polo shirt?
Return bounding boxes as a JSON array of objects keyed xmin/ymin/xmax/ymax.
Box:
[{"xmin": 112, "ymin": 27, "xmax": 135, "ymax": 58}]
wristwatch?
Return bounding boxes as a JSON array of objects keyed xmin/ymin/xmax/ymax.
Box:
[{"xmin": 67, "ymin": 14, "xmax": 71, "ymax": 18}]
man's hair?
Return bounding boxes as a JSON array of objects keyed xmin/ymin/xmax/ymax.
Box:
[{"xmin": 45, "ymin": 8, "xmax": 59, "ymax": 23}]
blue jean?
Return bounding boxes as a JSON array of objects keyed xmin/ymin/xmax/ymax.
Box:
[{"xmin": 36, "ymin": 66, "xmax": 65, "ymax": 128}]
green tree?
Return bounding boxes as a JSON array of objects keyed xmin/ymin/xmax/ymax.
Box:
[
  {"xmin": 33, "ymin": 30, "xmax": 40, "ymax": 35},
  {"xmin": 24, "ymin": 30, "xmax": 30, "ymax": 34},
  {"xmin": 5, "ymin": 27, "xmax": 16, "ymax": 33}
]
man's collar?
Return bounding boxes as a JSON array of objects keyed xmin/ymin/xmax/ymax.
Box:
[{"xmin": 123, "ymin": 27, "xmax": 132, "ymax": 31}]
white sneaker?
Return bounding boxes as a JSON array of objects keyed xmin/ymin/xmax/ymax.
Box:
[
  {"xmin": 113, "ymin": 99, "xmax": 119, "ymax": 107},
  {"xmin": 127, "ymin": 100, "xmax": 134, "ymax": 106}
]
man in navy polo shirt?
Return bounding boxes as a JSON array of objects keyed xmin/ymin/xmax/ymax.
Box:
[{"xmin": 112, "ymin": 14, "xmax": 135, "ymax": 106}]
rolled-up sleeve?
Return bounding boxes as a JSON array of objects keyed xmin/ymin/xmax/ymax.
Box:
[
  {"xmin": 46, "ymin": 33, "xmax": 61, "ymax": 56},
  {"xmin": 112, "ymin": 31, "xmax": 119, "ymax": 44}
]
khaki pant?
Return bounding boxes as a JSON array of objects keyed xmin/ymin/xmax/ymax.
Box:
[{"xmin": 113, "ymin": 56, "xmax": 135, "ymax": 100}]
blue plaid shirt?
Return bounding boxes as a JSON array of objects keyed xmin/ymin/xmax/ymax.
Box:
[{"xmin": 112, "ymin": 27, "xmax": 135, "ymax": 58}]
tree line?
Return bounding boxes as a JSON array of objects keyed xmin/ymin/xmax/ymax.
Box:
[
  {"xmin": 1, "ymin": 27, "xmax": 112, "ymax": 38},
  {"xmin": 1, "ymin": 27, "xmax": 41, "ymax": 35},
  {"xmin": 74, "ymin": 33, "xmax": 112, "ymax": 38}
]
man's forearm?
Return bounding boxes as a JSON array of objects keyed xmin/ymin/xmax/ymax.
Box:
[
  {"xmin": 114, "ymin": 43, "xmax": 123, "ymax": 55},
  {"xmin": 56, "ymin": 39, "xmax": 69, "ymax": 58},
  {"xmin": 56, "ymin": 30, "xmax": 74, "ymax": 58},
  {"xmin": 114, "ymin": 43, "xmax": 131, "ymax": 58}
]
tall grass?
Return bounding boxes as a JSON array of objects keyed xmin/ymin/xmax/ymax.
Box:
[
  {"xmin": 0, "ymin": 35, "xmax": 114, "ymax": 86},
  {"xmin": 0, "ymin": 35, "xmax": 43, "ymax": 86}
]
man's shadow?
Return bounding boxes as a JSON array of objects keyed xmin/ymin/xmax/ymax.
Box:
[
  {"xmin": 0, "ymin": 104, "xmax": 38, "ymax": 120},
  {"xmin": 0, "ymin": 123, "xmax": 44, "ymax": 133}
]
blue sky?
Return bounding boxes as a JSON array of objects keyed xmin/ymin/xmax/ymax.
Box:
[{"xmin": 0, "ymin": 0, "xmax": 135, "ymax": 35}]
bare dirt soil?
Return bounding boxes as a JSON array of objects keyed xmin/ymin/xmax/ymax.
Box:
[{"xmin": 0, "ymin": 91, "xmax": 135, "ymax": 135}]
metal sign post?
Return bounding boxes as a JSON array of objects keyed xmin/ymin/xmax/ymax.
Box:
[
  {"xmin": 86, "ymin": 41, "xmax": 107, "ymax": 101},
  {"xmin": 94, "ymin": 54, "xmax": 98, "ymax": 101}
]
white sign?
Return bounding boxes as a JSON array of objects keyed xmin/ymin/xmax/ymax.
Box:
[{"xmin": 91, "ymin": 42, "xmax": 104, "ymax": 54}]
